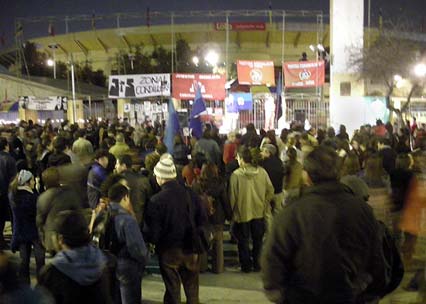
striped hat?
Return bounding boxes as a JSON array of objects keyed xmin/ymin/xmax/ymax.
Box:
[{"xmin": 154, "ymin": 153, "xmax": 177, "ymax": 179}]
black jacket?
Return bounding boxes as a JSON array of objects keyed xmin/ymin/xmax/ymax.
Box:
[
  {"xmin": 379, "ymin": 147, "xmax": 397, "ymax": 175},
  {"xmin": 0, "ymin": 151, "xmax": 16, "ymax": 196},
  {"xmin": 262, "ymin": 156, "xmax": 285, "ymax": 194},
  {"xmin": 261, "ymin": 182, "xmax": 383, "ymax": 304},
  {"xmin": 145, "ymin": 180, "xmax": 207, "ymax": 253},
  {"xmin": 47, "ymin": 152, "xmax": 71, "ymax": 168}
]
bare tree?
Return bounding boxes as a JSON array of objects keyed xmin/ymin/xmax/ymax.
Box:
[{"xmin": 350, "ymin": 21, "xmax": 425, "ymax": 125}]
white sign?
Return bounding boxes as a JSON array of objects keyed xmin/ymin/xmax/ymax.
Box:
[
  {"xmin": 108, "ymin": 73, "xmax": 171, "ymax": 98},
  {"xmin": 19, "ymin": 96, "xmax": 68, "ymax": 111}
]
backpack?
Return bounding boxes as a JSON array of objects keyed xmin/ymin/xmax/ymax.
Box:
[{"xmin": 91, "ymin": 206, "xmax": 122, "ymax": 255}]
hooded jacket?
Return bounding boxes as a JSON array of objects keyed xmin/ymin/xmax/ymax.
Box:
[
  {"xmin": 38, "ymin": 245, "xmax": 112, "ymax": 304},
  {"xmin": 87, "ymin": 162, "xmax": 108, "ymax": 209},
  {"xmin": 229, "ymin": 164, "xmax": 274, "ymax": 223}
]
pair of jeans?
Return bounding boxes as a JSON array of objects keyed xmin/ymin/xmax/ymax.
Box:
[
  {"xmin": 232, "ymin": 218, "xmax": 265, "ymax": 271},
  {"xmin": 19, "ymin": 239, "xmax": 45, "ymax": 284},
  {"xmin": 159, "ymin": 248, "xmax": 200, "ymax": 304},
  {"xmin": 115, "ymin": 259, "xmax": 144, "ymax": 304}
]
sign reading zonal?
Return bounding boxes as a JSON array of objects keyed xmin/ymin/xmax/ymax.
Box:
[
  {"xmin": 172, "ymin": 74, "xmax": 226, "ymax": 100},
  {"xmin": 108, "ymin": 73, "xmax": 171, "ymax": 98},
  {"xmin": 237, "ymin": 60, "xmax": 275, "ymax": 86},
  {"xmin": 283, "ymin": 60, "xmax": 325, "ymax": 88}
]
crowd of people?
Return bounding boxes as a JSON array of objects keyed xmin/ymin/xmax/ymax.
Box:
[{"xmin": 0, "ymin": 116, "xmax": 424, "ymax": 303}]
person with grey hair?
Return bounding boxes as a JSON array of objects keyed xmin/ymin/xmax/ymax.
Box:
[{"xmin": 261, "ymin": 146, "xmax": 397, "ymax": 303}]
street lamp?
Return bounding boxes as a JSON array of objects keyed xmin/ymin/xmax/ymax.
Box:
[
  {"xmin": 47, "ymin": 59, "xmax": 54, "ymax": 67},
  {"xmin": 205, "ymin": 50, "xmax": 219, "ymax": 66},
  {"xmin": 192, "ymin": 56, "xmax": 199, "ymax": 66},
  {"xmin": 48, "ymin": 44, "xmax": 58, "ymax": 79},
  {"xmin": 414, "ymin": 63, "xmax": 426, "ymax": 77}
]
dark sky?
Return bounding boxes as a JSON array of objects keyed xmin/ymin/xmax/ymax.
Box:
[{"xmin": 0, "ymin": 0, "xmax": 425, "ymax": 49}]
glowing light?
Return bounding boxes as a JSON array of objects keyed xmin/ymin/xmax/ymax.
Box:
[
  {"xmin": 47, "ymin": 59, "xmax": 54, "ymax": 67},
  {"xmin": 205, "ymin": 51, "xmax": 219, "ymax": 66},
  {"xmin": 414, "ymin": 63, "xmax": 426, "ymax": 77}
]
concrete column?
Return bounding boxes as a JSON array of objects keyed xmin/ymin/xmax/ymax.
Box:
[
  {"xmin": 67, "ymin": 99, "xmax": 84, "ymax": 125},
  {"xmin": 117, "ymin": 98, "xmax": 126, "ymax": 120},
  {"xmin": 330, "ymin": 0, "xmax": 365, "ymax": 134}
]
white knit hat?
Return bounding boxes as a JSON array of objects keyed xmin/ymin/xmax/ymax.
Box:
[
  {"xmin": 18, "ymin": 170, "xmax": 33, "ymax": 186},
  {"xmin": 154, "ymin": 153, "xmax": 177, "ymax": 179}
]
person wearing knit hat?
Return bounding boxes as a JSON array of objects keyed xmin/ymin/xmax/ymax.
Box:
[
  {"xmin": 261, "ymin": 144, "xmax": 277, "ymax": 157},
  {"xmin": 38, "ymin": 210, "xmax": 112, "ymax": 303},
  {"xmin": 17, "ymin": 170, "xmax": 33, "ymax": 186},
  {"xmin": 146, "ymin": 153, "xmax": 207, "ymax": 303},
  {"xmin": 154, "ymin": 153, "xmax": 177, "ymax": 180}
]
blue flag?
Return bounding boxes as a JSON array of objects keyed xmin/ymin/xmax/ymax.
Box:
[
  {"xmin": 276, "ymin": 72, "xmax": 283, "ymax": 120},
  {"xmin": 189, "ymin": 84, "xmax": 206, "ymax": 139},
  {"xmin": 164, "ymin": 99, "xmax": 180, "ymax": 154}
]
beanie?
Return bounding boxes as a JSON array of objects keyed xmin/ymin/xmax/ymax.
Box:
[
  {"xmin": 53, "ymin": 210, "xmax": 91, "ymax": 248},
  {"xmin": 154, "ymin": 153, "xmax": 177, "ymax": 179},
  {"xmin": 262, "ymin": 144, "xmax": 277, "ymax": 156},
  {"xmin": 17, "ymin": 170, "xmax": 33, "ymax": 186}
]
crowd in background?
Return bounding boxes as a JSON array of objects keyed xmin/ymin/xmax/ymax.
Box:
[{"xmin": 0, "ymin": 115, "xmax": 425, "ymax": 303}]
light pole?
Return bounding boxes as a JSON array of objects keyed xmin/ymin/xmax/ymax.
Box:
[
  {"xmin": 70, "ymin": 60, "xmax": 77, "ymax": 124},
  {"xmin": 48, "ymin": 43, "xmax": 58, "ymax": 79}
]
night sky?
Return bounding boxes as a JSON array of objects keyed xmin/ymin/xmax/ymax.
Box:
[{"xmin": 0, "ymin": 0, "xmax": 425, "ymax": 49}]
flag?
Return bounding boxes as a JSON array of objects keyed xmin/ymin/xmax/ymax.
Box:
[
  {"xmin": 146, "ymin": 7, "xmax": 151, "ymax": 28},
  {"xmin": 275, "ymin": 72, "xmax": 283, "ymax": 121},
  {"xmin": 164, "ymin": 99, "xmax": 180, "ymax": 154},
  {"xmin": 91, "ymin": 13, "xmax": 96, "ymax": 31},
  {"xmin": 15, "ymin": 22, "xmax": 23, "ymax": 37},
  {"xmin": 48, "ymin": 22, "xmax": 55, "ymax": 36},
  {"xmin": 189, "ymin": 83, "xmax": 206, "ymax": 139}
]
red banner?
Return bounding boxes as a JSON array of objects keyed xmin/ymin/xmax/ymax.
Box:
[
  {"xmin": 214, "ymin": 22, "xmax": 266, "ymax": 31},
  {"xmin": 283, "ymin": 60, "xmax": 325, "ymax": 88},
  {"xmin": 172, "ymin": 74, "xmax": 226, "ymax": 100},
  {"xmin": 237, "ymin": 60, "xmax": 275, "ymax": 86}
]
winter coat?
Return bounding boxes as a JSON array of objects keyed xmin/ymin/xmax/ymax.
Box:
[
  {"xmin": 223, "ymin": 141, "xmax": 237, "ymax": 164},
  {"xmin": 10, "ymin": 187, "xmax": 39, "ymax": 251},
  {"xmin": 229, "ymin": 164, "xmax": 274, "ymax": 223},
  {"xmin": 145, "ymin": 180, "xmax": 207, "ymax": 253},
  {"xmin": 37, "ymin": 245, "xmax": 112, "ymax": 304},
  {"xmin": 378, "ymin": 147, "xmax": 397, "ymax": 175},
  {"xmin": 36, "ymin": 186, "xmax": 81, "ymax": 252},
  {"xmin": 108, "ymin": 142, "xmax": 130, "ymax": 159},
  {"xmin": 87, "ymin": 162, "xmax": 109, "ymax": 209},
  {"xmin": 261, "ymin": 182, "xmax": 383, "ymax": 304},
  {"xmin": 0, "ymin": 151, "xmax": 16, "ymax": 196},
  {"xmin": 192, "ymin": 176, "xmax": 232, "ymax": 225},
  {"xmin": 262, "ymin": 156, "xmax": 285, "ymax": 194},
  {"xmin": 193, "ymin": 138, "xmax": 221, "ymax": 165}
]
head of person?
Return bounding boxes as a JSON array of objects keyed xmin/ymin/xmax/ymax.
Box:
[
  {"xmin": 53, "ymin": 136, "xmax": 67, "ymax": 153},
  {"xmin": 339, "ymin": 124, "xmax": 347, "ymax": 134},
  {"xmin": 341, "ymin": 151, "xmax": 361, "ymax": 176},
  {"xmin": 365, "ymin": 154, "xmax": 385, "ymax": 181},
  {"xmin": 53, "ymin": 210, "xmax": 91, "ymax": 251},
  {"xmin": 236, "ymin": 145, "xmax": 261, "ymax": 167},
  {"xmin": 95, "ymin": 149, "xmax": 109, "ymax": 169},
  {"xmin": 261, "ymin": 144, "xmax": 277, "ymax": 159},
  {"xmin": 108, "ymin": 183, "xmax": 130, "ymax": 206},
  {"xmin": 246, "ymin": 123, "xmax": 256, "ymax": 133},
  {"xmin": 303, "ymin": 146, "xmax": 339, "ymax": 185},
  {"xmin": 202, "ymin": 130, "xmax": 212, "ymax": 140},
  {"xmin": 75, "ymin": 129, "xmax": 85, "ymax": 140},
  {"xmin": 155, "ymin": 143, "xmax": 168, "ymax": 155},
  {"xmin": 115, "ymin": 133, "xmax": 125, "ymax": 144},
  {"xmin": 0, "ymin": 137, "xmax": 9, "ymax": 152},
  {"xmin": 200, "ymin": 163, "xmax": 219, "ymax": 181},
  {"xmin": 173, "ymin": 135, "xmax": 183, "ymax": 146},
  {"xmin": 42, "ymin": 167, "xmax": 60, "ymax": 190},
  {"xmin": 153, "ymin": 153, "xmax": 177, "ymax": 186},
  {"xmin": 17, "ymin": 170, "xmax": 34, "ymax": 189},
  {"xmin": 286, "ymin": 147, "xmax": 298, "ymax": 163},
  {"xmin": 115, "ymin": 154, "xmax": 132, "ymax": 174},
  {"xmin": 227, "ymin": 132, "xmax": 236, "ymax": 143}
]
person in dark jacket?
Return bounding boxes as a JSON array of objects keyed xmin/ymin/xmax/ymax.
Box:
[
  {"xmin": 377, "ymin": 137, "xmax": 397, "ymax": 175},
  {"xmin": 261, "ymin": 146, "xmax": 389, "ymax": 304},
  {"xmin": 37, "ymin": 210, "xmax": 112, "ymax": 304},
  {"xmin": 0, "ymin": 137, "xmax": 17, "ymax": 249},
  {"xmin": 108, "ymin": 183, "xmax": 148, "ymax": 304},
  {"xmin": 192, "ymin": 163, "xmax": 232, "ymax": 273},
  {"xmin": 36, "ymin": 167, "xmax": 81, "ymax": 254},
  {"xmin": 261, "ymin": 144, "xmax": 285, "ymax": 214},
  {"xmin": 145, "ymin": 153, "xmax": 207, "ymax": 304},
  {"xmin": 87, "ymin": 149, "xmax": 109, "ymax": 209},
  {"xmin": 9, "ymin": 170, "xmax": 45, "ymax": 284},
  {"xmin": 115, "ymin": 154, "xmax": 152, "ymax": 226},
  {"xmin": 47, "ymin": 136, "xmax": 71, "ymax": 168},
  {"xmin": 241, "ymin": 123, "xmax": 261, "ymax": 148}
]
